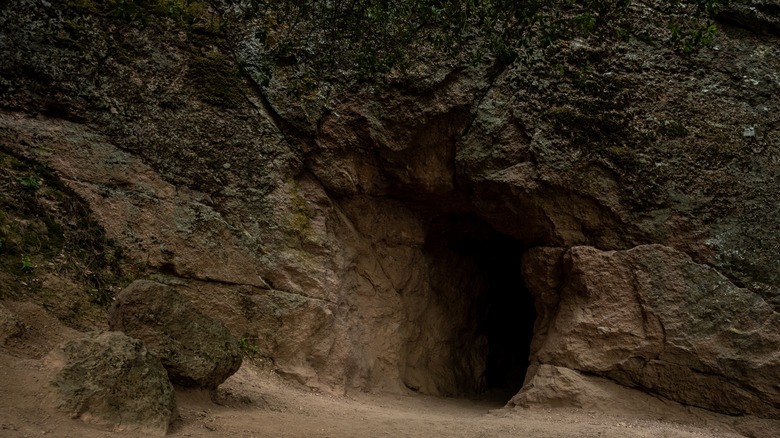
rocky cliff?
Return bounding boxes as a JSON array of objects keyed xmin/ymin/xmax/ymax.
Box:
[{"xmin": 1, "ymin": 0, "xmax": 779, "ymax": 420}]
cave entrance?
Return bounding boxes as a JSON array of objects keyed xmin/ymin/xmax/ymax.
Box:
[{"xmin": 408, "ymin": 214, "xmax": 536, "ymax": 401}]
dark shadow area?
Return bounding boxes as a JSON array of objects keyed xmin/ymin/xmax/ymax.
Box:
[{"xmin": 424, "ymin": 214, "xmax": 536, "ymax": 400}]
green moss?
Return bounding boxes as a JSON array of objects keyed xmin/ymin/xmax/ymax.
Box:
[
  {"xmin": 56, "ymin": 0, "xmax": 221, "ymax": 33},
  {"xmin": 153, "ymin": 0, "xmax": 222, "ymax": 34},
  {"xmin": 607, "ymin": 146, "xmax": 640, "ymax": 171},
  {"xmin": 107, "ymin": 39, "xmax": 133, "ymax": 64},
  {"xmin": 63, "ymin": 19, "xmax": 85, "ymax": 33},
  {"xmin": 0, "ymin": 149, "xmax": 129, "ymax": 308},
  {"xmin": 544, "ymin": 102, "xmax": 652, "ymax": 173},
  {"xmin": 695, "ymin": 124, "xmax": 730, "ymax": 143},
  {"xmin": 287, "ymin": 179, "xmax": 312, "ymax": 236},
  {"xmin": 660, "ymin": 120, "xmax": 689, "ymax": 137},
  {"xmin": 60, "ymin": 0, "xmax": 99, "ymax": 13},
  {"xmin": 189, "ymin": 52, "xmax": 243, "ymax": 107},
  {"xmin": 278, "ymin": 178, "xmax": 315, "ymax": 251},
  {"xmin": 546, "ymin": 106, "xmax": 627, "ymax": 146}
]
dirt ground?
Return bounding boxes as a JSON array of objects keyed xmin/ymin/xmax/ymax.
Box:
[
  {"xmin": 0, "ymin": 300, "xmax": 776, "ymax": 438},
  {"xmin": 2, "ymin": 350, "xmax": 774, "ymax": 438}
]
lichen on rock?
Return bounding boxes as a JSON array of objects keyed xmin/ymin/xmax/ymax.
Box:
[
  {"xmin": 46, "ymin": 330, "xmax": 176, "ymax": 436},
  {"xmin": 109, "ymin": 280, "xmax": 242, "ymax": 389},
  {"xmin": 2, "ymin": 0, "xmax": 780, "ymax": 424}
]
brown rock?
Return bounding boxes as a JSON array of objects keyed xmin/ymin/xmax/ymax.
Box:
[
  {"xmin": 46, "ymin": 331, "xmax": 176, "ymax": 436},
  {"xmin": 511, "ymin": 364, "xmax": 642, "ymax": 410},
  {"xmin": 109, "ymin": 280, "xmax": 242, "ymax": 389},
  {"xmin": 525, "ymin": 245, "xmax": 780, "ymax": 418},
  {"xmin": 2, "ymin": 0, "xmax": 780, "ymax": 411}
]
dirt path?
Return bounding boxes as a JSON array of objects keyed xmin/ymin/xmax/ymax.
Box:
[
  {"xmin": 174, "ymin": 364, "xmax": 745, "ymax": 438},
  {"xmin": 1, "ymin": 350, "xmax": 760, "ymax": 438},
  {"xmin": 0, "ymin": 300, "xmax": 772, "ymax": 438}
]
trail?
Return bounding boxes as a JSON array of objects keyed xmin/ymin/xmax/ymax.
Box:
[{"xmin": 0, "ymin": 352, "xmax": 754, "ymax": 438}]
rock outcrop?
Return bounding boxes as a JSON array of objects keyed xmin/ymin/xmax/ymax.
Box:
[
  {"xmin": 514, "ymin": 245, "xmax": 780, "ymax": 418},
  {"xmin": 109, "ymin": 280, "xmax": 242, "ymax": 389},
  {"xmin": 1, "ymin": 0, "xmax": 779, "ymax": 422},
  {"xmin": 46, "ymin": 331, "xmax": 176, "ymax": 436}
]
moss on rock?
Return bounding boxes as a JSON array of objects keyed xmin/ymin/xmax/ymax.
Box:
[{"xmin": 189, "ymin": 51, "xmax": 243, "ymax": 107}]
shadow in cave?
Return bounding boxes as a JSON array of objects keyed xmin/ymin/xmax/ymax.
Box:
[{"xmin": 421, "ymin": 214, "xmax": 537, "ymax": 403}]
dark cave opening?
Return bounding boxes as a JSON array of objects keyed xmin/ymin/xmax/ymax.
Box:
[
  {"xmin": 422, "ymin": 214, "xmax": 537, "ymax": 400},
  {"xmin": 481, "ymin": 242, "xmax": 536, "ymax": 397}
]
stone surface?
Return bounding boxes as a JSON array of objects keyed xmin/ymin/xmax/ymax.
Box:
[
  {"xmin": 511, "ymin": 364, "xmax": 670, "ymax": 413},
  {"xmin": 1, "ymin": 0, "xmax": 779, "ymax": 421},
  {"xmin": 109, "ymin": 280, "xmax": 242, "ymax": 389},
  {"xmin": 524, "ymin": 245, "xmax": 780, "ymax": 418},
  {"xmin": 46, "ymin": 331, "xmax": 176, "ymax": 436}
]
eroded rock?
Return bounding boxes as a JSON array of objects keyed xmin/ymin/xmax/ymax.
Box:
[
  {"xmin": 1, "ymin": 0, "xmax": 779, "ymax": 418},
  {"xmin": 524, "ymin": 245, "xmax": 780, "ymax": 418},
  {"xmin": 46, "ymin": 331, "xmax": 176, "ymax": 436},
  {"xmin": 109, "ymin": 280, "xmax": 242, "ymax": 389}
]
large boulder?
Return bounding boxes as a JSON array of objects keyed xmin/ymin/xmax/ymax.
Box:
[
  {"xmin": 46, "ymin": 331, "xmax": 176, "ymax": 436},
  {"xmin": 517, "ymin": 245, "xmax": 780, "ymax": 419},
  {"xmin": 109, "ymin": 280, "xmax": 242, "ymax": 389}
]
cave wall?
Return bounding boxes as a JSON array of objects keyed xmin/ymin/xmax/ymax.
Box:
[
  {"xmin": 515, "ymin": 245, "xmax": 780, "ymax": 418},
  {"xmin": 1, "ymin": 0, "xmax": 780, "ymax": 420}
]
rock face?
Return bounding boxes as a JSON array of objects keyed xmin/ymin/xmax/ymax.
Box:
[
  {"xmin": 47, "ymin": 331, "xmax": 176, "ymax": 436},
  {"xmin": 513, "ymin": 245, "xmax": 780, "ymax": 418},
  {"xmin": 2, "ymin": 0, "xmax": 780, "ymax": 422},
  {"xmin": 109, "ymin": 280, "xmax": 242, "ymax": 389}
]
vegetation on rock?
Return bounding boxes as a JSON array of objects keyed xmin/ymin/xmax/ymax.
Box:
[
  {"xmin": 224, "ymin": 0, "xmax": 740, "ymax": 82},
  {"xmin": 0, "ymin": 149, "xmax": 126, "ymax": 313}
]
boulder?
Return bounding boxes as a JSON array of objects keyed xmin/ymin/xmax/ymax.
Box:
[
  {"xmin": 523, "ymin": 245, "xmax": 780, "ymax": 419},
  {"xmin": 109, "ymin": 280, "xmax": 242, "ymax": 389},
  {"xmin": 47, "ymin": 331, "xmax": 176, "ymax": 436}
]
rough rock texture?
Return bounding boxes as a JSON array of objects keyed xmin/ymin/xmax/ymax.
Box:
[
  {"xmin": 46, "ymin": 331, "xmax": 176, "ymax": 436},
  {"xmin": 510, "ymin": 364, "xmax": 672, "ymax": 413},
  {"xmin": 1, "ymin": 0, "xmax": 780, "ymax": 421},
  {"xmin": 109, "ymin": 280, "xmax": 242, "ymax": 389},
  {"xmin": 516, "ymin": 245, "xmax": 780, "ymax": 418}
]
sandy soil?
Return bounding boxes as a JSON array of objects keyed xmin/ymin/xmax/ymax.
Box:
[
  {"xmin": 0, "ymin": 300, "xmax": 774, "ymax": 438},
  {"xmin": 0, "ymin": 350, "xmax": 764, "ymax": 438}
]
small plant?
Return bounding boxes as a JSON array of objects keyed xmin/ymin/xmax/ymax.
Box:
[
  {"xmin": 16, "ymin": 174, "xmax": 41, "ymax": 192},
  {"xmin": 670, "ymin": 21, "xmax": 718, "ymax": 53},
  {"xmin": 660, "ymin": 120, "xmax": 689, "ymax": 137},
  {"xmin": 89, "ymin": 287, "xmax": 114, "ymax": 307},
  {"xmin": 20, "ymin": 257, "xmax": 33, "ymax": 272},
  {"xmin": 574, "ymin": 12, "xmax": 597, "ymax": 36},
  {"xmin": 238, "ymin": 337, "xmax": 259, "ymax": 357}
]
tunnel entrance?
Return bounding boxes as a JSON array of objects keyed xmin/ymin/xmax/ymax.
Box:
[{"xmin": 404, "ymin": 214, "xmax": 536, "ymax": 400}]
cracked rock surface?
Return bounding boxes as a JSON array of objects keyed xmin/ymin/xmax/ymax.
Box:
[{"xmin": 1, "ymin": 0, "xmax": 779, "ymax": 421}]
